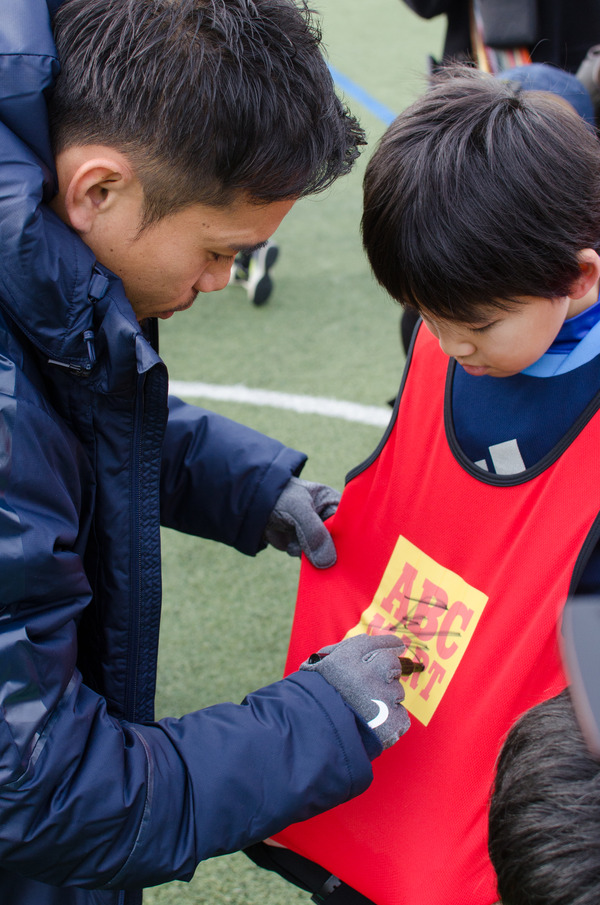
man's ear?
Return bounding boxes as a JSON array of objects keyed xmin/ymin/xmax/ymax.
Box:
[
  {"xmin": 569, "ymin": 249, "xmax": 600, "ymax": 300},
  {"xmin": 53, "ymin": 149, "xmax": 137, "ymax": 234}
]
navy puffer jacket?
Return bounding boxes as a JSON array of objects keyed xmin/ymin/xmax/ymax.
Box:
[{"xmin": 0, "ymin": 3, "xmax": 374, "ymax": 903}]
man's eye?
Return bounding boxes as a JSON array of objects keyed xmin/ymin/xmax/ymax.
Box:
[{"xmin": 210, "ymin": 252, "xmax": 235, "ymax": 263}]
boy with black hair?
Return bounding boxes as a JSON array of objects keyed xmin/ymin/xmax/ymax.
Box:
[
  {"xmin": 0, "ymin": 2, "xmax": 412, "ymax": 904},
  {"xmin": 362, "ymin": 65, "xmax": 600, "ymax": 473},
  {"xmin": 489, "ymin": 689, "xmax": 600, "ymax": 905},
  {"xmin": 265, "ymin": 66, "xmax": 600, "ymax": 904}
]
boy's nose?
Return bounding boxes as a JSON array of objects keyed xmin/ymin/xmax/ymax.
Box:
[{"xmin": 437, "ymin": 333, "xmax": 476, "ymax": 359}]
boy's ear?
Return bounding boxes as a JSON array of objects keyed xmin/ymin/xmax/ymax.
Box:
[
  {"xmin": 569, "ymin": 249, "xmax": 600, "ymax": 300},
  {"xmin": 54, "ymin": 149, "xmax": 137, "ymax": 235}
]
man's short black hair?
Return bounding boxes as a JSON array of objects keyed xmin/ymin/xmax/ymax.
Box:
[
  {"xmin": 489, "ymin": 690, "xmax": 600, "ymax": 905},
  {"xmin": 50, "ymin": 0, "xmax": 366, "ymax": 226},
  {"xmin": 361, "ymin": 65, "xmax": 600, "ymax": 321}
]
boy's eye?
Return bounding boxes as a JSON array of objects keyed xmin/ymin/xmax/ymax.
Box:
[{"xmin": 471, "ymin": 321, "xmax": 497, "ymax": 334}]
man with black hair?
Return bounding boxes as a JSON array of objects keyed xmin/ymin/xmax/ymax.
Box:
[{"xmin": 0, "ymin": 2, "xmax": 411, "ymax": 903}]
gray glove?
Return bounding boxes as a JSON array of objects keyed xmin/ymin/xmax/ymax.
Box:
[
  {"xmin": 263, "ymin": 476, "xmax": 341, "ymax": 569},
  {"xmin": 300, "ymin": 634, "xmax": 410, "ymax": 749}
]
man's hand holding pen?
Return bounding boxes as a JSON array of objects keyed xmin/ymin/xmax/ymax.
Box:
[{"xmin": 299, "ymin": 634, "xmax": 413, "ymax": 750}]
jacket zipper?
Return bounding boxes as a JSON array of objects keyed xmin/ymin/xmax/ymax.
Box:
[
  {"xmin": 46, "ymin": 267, "xmax": 107, "ymax": 375},
  {"xmin": 48, "ymin": 330, "xmax": 97, "ymax": 375},
  {"xmin": 124, "ymin": 375, "xmax": 145, "ymax": 722}
]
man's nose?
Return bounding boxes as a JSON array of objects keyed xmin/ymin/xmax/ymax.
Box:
[{"xmin": 195, "ymin": 259, "xmax": 234, "ymax": 294}]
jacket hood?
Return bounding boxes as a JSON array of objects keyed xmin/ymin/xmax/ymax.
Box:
[
  {"xmin": 0, "ymin": 128, "xmax": 144, "ymax": 370},
  {"xmin": 0, "ymin": 0, "xmax": 144, "ymax": 371}
]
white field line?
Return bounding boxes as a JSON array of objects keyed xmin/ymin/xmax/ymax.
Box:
[{"xmin": 168, "ymin": 381, "xmax": 392, "ymax": 427}]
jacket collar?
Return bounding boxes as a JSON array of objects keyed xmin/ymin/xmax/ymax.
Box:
[{"xmin": 0, "ymin": 164, "xmax": 160, "ymax": 376}]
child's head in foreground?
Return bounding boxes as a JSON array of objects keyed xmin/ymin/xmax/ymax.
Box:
[
  {"xmin": 362, "ymin": 66, "xmax": 600, "ymax": 377},
  {"xmin": 489, "ymin": 690, "xmax": 600, "ymax": 905}
]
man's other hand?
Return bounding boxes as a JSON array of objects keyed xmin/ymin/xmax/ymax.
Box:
[{"xmin": 264, "ymin": 477, "xmax": 340, "ymax": 568}]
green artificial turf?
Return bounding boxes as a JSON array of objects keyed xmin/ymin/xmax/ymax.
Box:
[{"xmin": 145, "ymin": 3, "xmax": 444, "ymax": 903}]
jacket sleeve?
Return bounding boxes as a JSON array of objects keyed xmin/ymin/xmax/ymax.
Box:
[
  {"xmin": 160, "ymin": 395, "xmax": 307, "ymax": 555},
  {"xmin": 0, "ymin": 391, "xmax": 373, "ymax": 890}
]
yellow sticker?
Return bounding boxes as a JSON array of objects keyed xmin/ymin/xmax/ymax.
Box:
[{"xmin": 344, "ymin": 536, "xmax": 489, "ymax": 726}]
